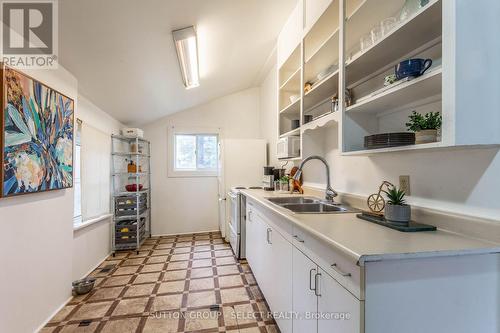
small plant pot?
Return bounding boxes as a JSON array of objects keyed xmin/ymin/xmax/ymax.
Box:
[
  {"xmin": 415, "ymin": 129, "xmax": 438, "ymax": 144},
  {"xmin": 385, "ymin": 204, "xmax": 411, "ymax": 224}
]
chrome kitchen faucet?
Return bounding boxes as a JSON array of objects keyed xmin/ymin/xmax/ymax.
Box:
[{"xmin": 293, "ymin": 155, "xmax": 338, "ymax": 202}]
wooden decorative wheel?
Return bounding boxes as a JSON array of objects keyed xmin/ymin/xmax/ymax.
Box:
[{"xmin": 367, "ymin": 193, "xmax": 385, "ymax": 213}]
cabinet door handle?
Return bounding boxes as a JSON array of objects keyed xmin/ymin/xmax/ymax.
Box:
[
  {"xmin": 293, "ymin": 235, "xmax": 305, "ymax": 243},
  {"xmin": 266, "ymin": 228, "xmax": 272, "ymax": 244},
  {"xmin": 309, "ymin": 268, "xmax": 317, "ymax": 291},
  {"xmin": 331, "ymin": 263, "xmax": 351, "ymax": 277},
  {"xmin": 315, "ymin": 272, "xmax": 322, "ymax": 297},
  {"xmin": 248, "ymin": 211, "xmax": 252, "ymax": 222}
]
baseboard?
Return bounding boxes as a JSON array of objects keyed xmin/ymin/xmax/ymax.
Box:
[
  {"xmin": 35, "ymin": 251, "xmax": 112, "ymax": 333},
  {"xmin": 79, "ymin": 252, "xmax": 114, "ymax": 279},
  {"xmin": 152, "ymin": 229, "xmax": 221, "ymax": 237},
  {"xmin": 35, "ymin": 295, "xmax": 73, "ymax": 333}
]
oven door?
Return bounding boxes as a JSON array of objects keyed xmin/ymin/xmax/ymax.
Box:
[
  {"xmin": 228, "ymin": 191, "xmax": 239, "ymax": 234},
  {"xmin": 228, "ymin": 222, "xmax": 240, "ymax": 258}
]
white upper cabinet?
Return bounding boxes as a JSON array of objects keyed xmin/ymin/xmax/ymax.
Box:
[
  {"xmin": 277, "ymin": 1, "xmax": 303, "ymax": 69},
  {"xmin": 304, "ymin": 0, "xmax": 334, "ymax": 35},
  {"xmin": 276, "ymin": 0, "xmax": 500, "ymax": 158}
]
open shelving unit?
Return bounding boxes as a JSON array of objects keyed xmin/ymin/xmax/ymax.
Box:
[
  {"xmin": 343, "ymin": 0, "xmax": 444, "ymax": 154},
  {"xmin": 278, "ymin": 43, "xmax": 302, "ymax": 148},
  {"xmin": 111, "ymin": 135, "xmax": 151, "ymax": 254},
  {"xmin": 276, "ymin": 0, "xmax": 500, "ymax": 160}
]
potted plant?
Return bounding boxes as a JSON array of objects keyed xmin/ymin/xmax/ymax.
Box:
[
  {"xmin": 405, "ymin": 111, "xmax": 442, "ymax": 144},
  {"xmin": 384, "ymin": 186, "xmax": 411, "ymax": 225},
  {"xmin": 276, "ymin": 175, "xmax": 290, "ymax": 192}
]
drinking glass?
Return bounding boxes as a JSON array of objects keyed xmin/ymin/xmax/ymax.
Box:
[
  {"xmin": 381, "ymin": 17, "xmax": 398, "ymax": 35},
  {"xmin": 360, "ymin": 33, "xmax": 372, "ymax": 52},
  {"xmin": 370, "ymin": 25, "xmax": 383, "ymax": 44}
]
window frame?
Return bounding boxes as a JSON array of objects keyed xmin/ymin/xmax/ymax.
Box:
[
  {"xmin": 73, "ymin": 119, "xmax": 82, "ymax": 225},
  {"xmin": 168, "ymin": 126, "xmax": 220, "ymax": 178}
]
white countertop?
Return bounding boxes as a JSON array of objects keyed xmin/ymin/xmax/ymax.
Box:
[{"xmin": 241, "ymin": 189, "xmax": 500, "ymax": 266}]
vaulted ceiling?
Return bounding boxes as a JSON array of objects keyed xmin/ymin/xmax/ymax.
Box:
[{"xmin": 59, "ymin": 0, "xmax": 295, "ymax": 125}]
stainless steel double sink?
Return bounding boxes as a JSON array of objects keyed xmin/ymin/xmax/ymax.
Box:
[{"xmin": 267, "ymin": 196, "xmax": 358, "ymax": 214}]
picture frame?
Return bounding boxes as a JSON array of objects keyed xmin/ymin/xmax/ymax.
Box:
[{"xmin": 0, "ymin": 64, "xmax": 75, "ymax": 197}]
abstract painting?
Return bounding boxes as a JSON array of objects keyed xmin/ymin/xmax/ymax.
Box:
[{"xmin": 1, "ymin": 65, "xmax": 74, "ymax": 197}]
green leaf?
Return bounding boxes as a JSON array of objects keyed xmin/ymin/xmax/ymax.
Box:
[
  {"xmin": 386, "ymin": 186, "xmax": 407, "ymax": 205},
  {"xmin": 7, "ymin": 104, "xmax": 32, "ymax": 138},
  {"xmin": 5, "ymin": 131, "xmax": 32, "ymax": 146}
]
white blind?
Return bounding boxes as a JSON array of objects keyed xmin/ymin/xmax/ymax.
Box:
[{"xmin": 81, "ymin": 122, "xmax": 111, "ymax": 220}]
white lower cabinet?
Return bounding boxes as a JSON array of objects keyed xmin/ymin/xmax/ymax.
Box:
[
  {"xmin": 246, "ymin": 202, "xmax": 293, "ymax": 333},
  {"xmin": 267, "ymin": 225, "xmax": 293, "ymax": 333},
  {"xmin": 247, "ymin": 200, "xmax": 360, "ymax": 333},
  {"xmin": 317, "ymin": 267, "xmax": 361, "ymax": 333},
  {"xmin": 292, "ymin": 246, "xmax": 318, "ymax": 333},
  {"xmin": 293, "ymin": 247, "xmax": 361, "ymax": 333}
]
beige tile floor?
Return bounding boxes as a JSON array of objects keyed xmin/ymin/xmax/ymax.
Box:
[{"xmin": 42, "ymin": 232, "xmax": 279, "ymax": 333}]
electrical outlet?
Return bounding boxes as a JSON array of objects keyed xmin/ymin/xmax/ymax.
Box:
[{"xmin": 399, "ymin": 175, "xmax": 411, "ymax": 195}]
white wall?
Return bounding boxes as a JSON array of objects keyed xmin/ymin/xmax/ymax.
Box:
[
  {"xmin": 259, "ymin": 65, "xmax": 500, "ymax": 223},
  {"xmin": 72, "ymin": 95, "xmax": 123, "ymax": 281},
  {"xmin": 0, "ymin": 66, "xmax": 77, "ymax": 333},
  {"xmin": 0, "ymin": 73, "xmax": 122, "ymax": 332},
  {"xmin": 143, "ymin": 88, "xmax": 261, "ymax": 236}
]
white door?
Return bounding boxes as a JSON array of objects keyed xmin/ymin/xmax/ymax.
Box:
[
  {"xmin": 317, "ymin": 268, "xmax": 361, "ymax": 333},
  {"xmin": 293, "ymin": 247, "xmax": 318, "ymax": 333},
  {"xmin": 268, "ymin": 227, "xmax": 293, "ymax": 333}
]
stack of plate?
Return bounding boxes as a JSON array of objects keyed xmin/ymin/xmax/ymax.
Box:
[{"xmin": 364, "ymin": 132, "xmax": 415, "ymax": 149}]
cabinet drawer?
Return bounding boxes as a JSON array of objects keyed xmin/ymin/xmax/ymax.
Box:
[
  {"xmin": 247, "ymin": 199, "xmax": 293, "ymax": 242},
  {"xmin": 292, "ymin": 225, "xmax": 362, "ymax": 300}
]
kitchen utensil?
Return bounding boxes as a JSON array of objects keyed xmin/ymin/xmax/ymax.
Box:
[
  {"xmin": 395, "ymin": 58, "xmax": 432, "ymax": 80},
  {"xmin": 125, "ymin": 184, "xmax": 143, "ymax": 192},
  {"xmin": 72, "ymin": 277, "xmax": 96, "ymax": 295},
  {"xmin": 381, "ymin": 17, "xmax": 398, "ymax": 35},
  {"xmin": 290, "ymin": 167, "xmax": 303, "ymax": 194}
]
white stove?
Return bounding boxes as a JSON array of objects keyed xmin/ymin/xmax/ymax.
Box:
[{"xmin": 228, "ymin": 186, "xmax": 261, "ymax": 259}]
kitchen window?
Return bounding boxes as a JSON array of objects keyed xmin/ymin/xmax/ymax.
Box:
[
  {"xmin": 169, "ymin": 127, "xmax": 220, "ymax": 177},
  {"xmin": 73, "ymin": 120, "xmax": 112, "ymax": 229}
]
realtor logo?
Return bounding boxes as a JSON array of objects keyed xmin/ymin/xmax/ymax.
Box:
[{"xmin": 1, "ymin": 0, "xmax": 58, "ymax": 68}]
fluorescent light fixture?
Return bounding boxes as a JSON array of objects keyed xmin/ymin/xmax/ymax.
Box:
[{"xmin": 172, "ymin": 26, "xmax": 200, "ymax": 89}]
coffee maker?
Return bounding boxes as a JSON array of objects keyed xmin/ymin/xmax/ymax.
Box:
[{"xmin": 263, "ymin": 166, "xmax": 274, "ymax": 191}]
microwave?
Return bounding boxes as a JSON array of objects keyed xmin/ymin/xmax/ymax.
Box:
[{"xmin": 277, "ymin": 136, "xmax": 300, "ymax": 159}]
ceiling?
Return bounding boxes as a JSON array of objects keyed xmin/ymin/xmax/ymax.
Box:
[{"xmin": 58, "ymin": 0, "xmax": 296, "ymax": 126}]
